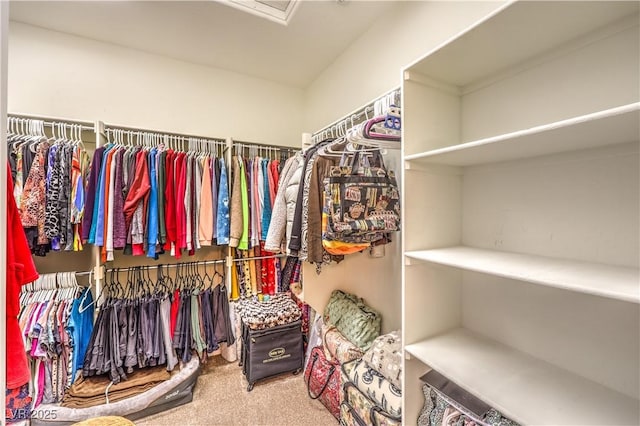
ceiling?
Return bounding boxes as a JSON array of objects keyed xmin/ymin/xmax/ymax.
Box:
[{"xmin": 9, "ymin": 0, "xmax": 399, "ymax": 88}]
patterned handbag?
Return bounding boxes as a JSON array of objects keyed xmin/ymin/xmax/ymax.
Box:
[
  {"xmin": 342, "ymin": 381, "xmax": 401, "ymax": 426},
  {"xmin": 326, "ymin": 150, "xmax": 400, "ymax": 237},
  {"xmin": 341, "ymin": 358, "xmax": 402, "ymax": 418},
  {"xmin": 323, "ymin": 290, "xmax": 381, "ymax": 351},
  {"xmin": 418, "ymin": 374, "xmax": 520, "ymax": 426},
  {"xmin": 304, "ymin": 346, "xmax": 342, "ymax": 419},
  {"xmin": 340, "ymin": 401, "xmax": 368, "ymax": 426},
  {"xmin": 322, "ymin": 324, "xmax": 365, "ymax": 364}
]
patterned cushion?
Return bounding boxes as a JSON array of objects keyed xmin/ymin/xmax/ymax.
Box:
[
  {"xmin": 362, "ymin": 330, "xmax": 402, "ymax": 389},
  {"xmin": 322, "ymin": 324, "xmax": 364, "ymax": 364},
  {"xmin": 341, "ymin": 358, "xmax": 402, "ymax": 418},
  {"xmin": 236, "ymin": 293, "xmax": 301, "ymax": 330}
]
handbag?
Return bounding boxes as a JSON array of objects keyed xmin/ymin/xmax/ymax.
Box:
[
  {"xmin": 304, "ymin": 346, "xmax": 342, "ymax": 419},
  {"xmin": 326, "ymin": 150, "xmax": 400, "ymax": 237},
  {"xmin": 322, "ymin": 324, "xmax": 364, "ymax": 364},
  {"xmin": 323, "ymin": 290, "xmax": 381, "ymax": 351},
  {"xmin": 342, "ymin": 381, "xmax": 401, "ymax": 426},
  {"xmin": 341, "ymin": 358, "xmax": 402, "ymax": 418}
]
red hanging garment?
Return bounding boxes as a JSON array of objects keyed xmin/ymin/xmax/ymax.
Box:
[{"xmin": 6, "ymin": 165, "xmax": 39, "ymax": 389}]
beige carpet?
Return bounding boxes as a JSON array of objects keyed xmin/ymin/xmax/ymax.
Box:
[{"xmin": 135, "ymin": 356, "xmax": 337, "ymax": 426}]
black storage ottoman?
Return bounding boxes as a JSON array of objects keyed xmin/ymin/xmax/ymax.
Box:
[{"xmin": 240, "ymin": 318, "xmax": 304, "ymax": 391}]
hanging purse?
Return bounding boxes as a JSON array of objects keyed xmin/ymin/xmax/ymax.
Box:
[{"xmin": 326, "ymin": 150, "xmax": 400, "ymax": 237}]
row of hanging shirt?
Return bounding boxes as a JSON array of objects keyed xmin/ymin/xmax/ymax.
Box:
[
  {"xmin": 82, "ymin": 130, "xmax": 230, "ymax": 261},
  {"xmin": 18, "ymin": 272, "xmax": 94, "ymax": 407},
  {"xmin": 264, "ymin": 97, "xmax": 401, "ymax": 273},
  {"xmin": 227, "ymin": 143, "xmax": 299, "ymax": 299},
  {"xmin": 7, "ymin": 118, "xmax": 91, "ymax": 256},
  {"xmin": 82, "ymin": 262, "xmax": 234, "ymax": 385}
]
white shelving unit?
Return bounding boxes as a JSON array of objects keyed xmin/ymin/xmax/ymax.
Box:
[
  {"xmin": 404, "ymin": 103, "xmax": 640, "ymax": 167},
  {"xmin": 405, "ymin": 247, "xmax": 640, "ymax": 304},
  {"xmin": 405, "ymin": 329, "xmax": 639, "ymax": 426},
  {"xmin": 401, "ymin": 1, "xmax": 640, "ymax": 424}
]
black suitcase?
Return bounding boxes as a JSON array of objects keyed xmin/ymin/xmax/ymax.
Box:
[{"xmin": 240, "ymin": 319, "xmax": 304, "ymax": 391}]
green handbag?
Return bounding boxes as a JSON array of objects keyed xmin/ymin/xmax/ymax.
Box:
[{"xmin": 323, "ymin": 290, "xmax": 381, "ymax": 351}]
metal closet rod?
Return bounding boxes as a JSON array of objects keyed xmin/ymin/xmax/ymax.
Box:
[
  {"xmin": 311, "ymin": 87, "xmax": 401, "ymax": 139},
  {"xmin": 233, "ymin": 140, "xmax": 300, "ymax": 151},
  {"xmin": 102, "ymin": 253, "xmax": 287, "ymax": 274},
  {"xmin": 8, "ymin": 114, "xmax": 95, "ymax": 132},
  {"xmin": 104, "ymin": 259, "xmax": 226, "ymax": 274},
  {"xmin": 234, "ymin": 253, "xmax": 288, "ymax": 262},
  {"xmin": 103, "ymin": 126, "xmax": 226, "ymax": 145},
  {"xmin": 42, "ymin": 253, "xmax": 288, "ymax": 278}
]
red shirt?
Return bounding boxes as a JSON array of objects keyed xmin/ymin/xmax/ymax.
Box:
[
  {"xmin": 163, "ymin": 150, "xmax": 176, "ymax": 251},
  {"xmin": 6, "ymin": 165, "xmax": 39, "ymax": 388}
]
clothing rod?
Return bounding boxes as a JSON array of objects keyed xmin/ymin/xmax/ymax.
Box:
[
  {"xmin": 8, "ymin": 114, "xmax": 95, "ymax": 131},
  {"xmin": 233, "ymin": 253, "xmax": 287, "ymax": 262},
  {"xmin": 311, "ymin": 87, "xmax": 400, "ymax": 138},
  {"xmin": 27, "ymin": 271, "xmax": 93, "ymax": 278},
  {"xmin": 233, "ymin": 140, "xmax": 300, "ymax": 151},
  {"xmin": 104, "ymin": 259, "xmax": 227, "ymax": 273},
  {"xmin": 103, "ymin": 126, "xmax": 226, "ymax": 144}
]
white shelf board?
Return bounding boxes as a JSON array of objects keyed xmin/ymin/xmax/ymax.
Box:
[
  {"xmin": 405, "ymin": 246, "xmax": 640, "ymax": 304},
  {"xmin": 404, "ymin": 103, "xmax": 640, "ymax": 167},
  {"xmin": 406, "ymin": 328, "xmax": 640, "ymax": 425},
  {"xmin": 407, "ymin": 1, "xmax": 639, "ymax": 88}
]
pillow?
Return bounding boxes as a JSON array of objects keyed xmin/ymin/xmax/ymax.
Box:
[{"xmin": 362, "ymin": 330, "xmax": 402, "ymax": 389}]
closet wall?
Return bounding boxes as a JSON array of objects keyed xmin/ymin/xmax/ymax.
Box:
[
  {"xmin": 301, "ymin": 0, "xmax": 506, "ymax": 333},
  {"xmin": 304, "ymin": 0, "xmax": 506, "ymax": 130},
  {"xmin": 8, "ymin": 22, "xmax": 304, "ymax": 146}
]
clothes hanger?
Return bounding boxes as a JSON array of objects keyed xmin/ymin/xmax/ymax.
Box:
[{"xmin": 78, "ymin": 270, "xmax": 98, "ymax": 313}]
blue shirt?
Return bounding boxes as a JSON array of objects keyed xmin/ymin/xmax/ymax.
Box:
[
  {"xmin": 216, "ymin": 157, "xmax": 230, "ymax": 244},
  {"xmin": 147, "ymin": 148, "xmax": 159, "ymax": 258},
  {"xmin": 90, "ymin": 145, "xmax": 112, "ymax": 245},
  {"xmin": 66, "ymin": 289, "xmax": 94, "ymax": 384}
]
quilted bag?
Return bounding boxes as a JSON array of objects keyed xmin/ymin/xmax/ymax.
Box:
[
  {"xmin": 418, "ymin": 383, "xmax": 520, "ymax": 426},
  {"xmin": 322, "ymin": 324, "xmax": 364, "ymax": 364},
  {"xmin": 304, "ymin": 346, "xmax": 341, "ymax": 419},
  {"xmin": 323, "ymin": 290, "xmax": 381, "ymax": 351},
  {"xmin": 342, "ymin": 381, "xmax": 401, "ymax": 426},
  {"xmin": 341, "ymin": 358, "xmax": 402, "ymax": 418},
  {"xmin": 362, "ymin": 330, "xmax": 402, "ymax": 389},
  {"xmin": 326, "ymin": 150, "xmax": 400, "ymax": 236},
  {"xmin": 340, "ymin": 401, "xmax": 367, "ymax": 426}
]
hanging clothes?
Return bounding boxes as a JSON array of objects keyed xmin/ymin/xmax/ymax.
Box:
[
  {"xmin": 83, "ymin": 136, "xmax": 229, "ymax": 260},
  {"xmin": 7, "ymin": 165, "xmax": 40, "ymax": 394},
  {"xmin": 7, "ymin": 121, "xmax": 90, "ymax": 256},
  {"xmin": 18, "ymin": 273, "xmax": 94, "ymax": 406},
  {"xmin": 82, "ymin": 262, "xmax": 233, "ymax": 383}
]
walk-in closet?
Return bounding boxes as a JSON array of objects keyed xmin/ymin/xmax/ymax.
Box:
[{"xmin": 1, "ymin": 1, "xmax": 638, "ymax": 426}]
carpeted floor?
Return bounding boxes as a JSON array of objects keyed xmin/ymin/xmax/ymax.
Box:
[{"xmin": 135, "ymin": 356, "xmax": 337, "ymax": 426}]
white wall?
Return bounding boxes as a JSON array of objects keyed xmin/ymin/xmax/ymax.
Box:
[
  {"xmin": 8, "ymin": 22, "xmax": 304, "ymax": 146},
  {"xmin": 302, "ymin": 1, "xmax": 507, "ymax": 333},
  {"xmin": 304, "ymin": 0, "xmax": 506, "ymax": 132}
]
